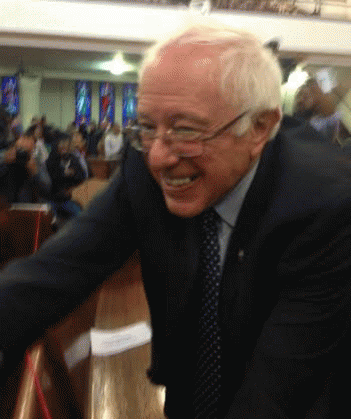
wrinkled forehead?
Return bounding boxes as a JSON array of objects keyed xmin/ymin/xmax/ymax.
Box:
[{"xmin": 139, "ymin": 43, "xmax": 223, "ymax": 92}]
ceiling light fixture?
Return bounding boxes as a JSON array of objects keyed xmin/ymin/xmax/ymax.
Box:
[{"xmin": 102, "ymin": 52, "xmax": 134, "ymax": 75}]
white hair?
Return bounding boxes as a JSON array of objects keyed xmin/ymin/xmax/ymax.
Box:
[{"xmin": 139, "ymin": 18, "xmax": 283, "ymax": 140}]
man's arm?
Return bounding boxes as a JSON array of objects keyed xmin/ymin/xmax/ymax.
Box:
[{"xmin": 0, "ymin": 168, "xmax": 138, "ymax": 351}]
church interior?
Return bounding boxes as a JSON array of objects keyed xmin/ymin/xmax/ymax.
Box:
[{"xmin": 1, "ymin": 1, "xmax": 351, "ymax": 417}]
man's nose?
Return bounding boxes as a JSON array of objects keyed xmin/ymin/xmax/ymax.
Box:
[{"xmin": 147, "ymin": 137, "xmax": 179, "ymax": 168}]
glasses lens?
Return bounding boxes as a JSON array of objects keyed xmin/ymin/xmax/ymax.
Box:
[
  {"xmin": 134, "ymin": 125, "xmax": 204, "ymax": 156},
  {"xmin": 172, "ymin": 141, "xmax": 203, "ymax": 157}
]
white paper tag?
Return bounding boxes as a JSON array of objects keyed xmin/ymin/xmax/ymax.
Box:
[
  {"xmin": 64, "ymin": 331, "xmax": 91, "ymax": 370},
  {"xmin": 10, "ymin": 203, "xmax": 51, "ymax": 213},
  {"xmin": 90, "ymin": 321, "xmax": 152, "ymax": 357}
]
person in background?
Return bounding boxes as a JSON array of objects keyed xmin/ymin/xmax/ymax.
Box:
[
  {"xmin": 0, "ymin": 127, "xmax": 51, "ymax": 204},
  {"xmin": 95, "ymin": 118, "xmax": 111, "ymax": 157},
  {"xmin": 101, "ymin": 122, "xmax": 123, "ymax": 160},
  {"xmin": 85, "ymin": 120, "xmax": 98, "ymax": 156},
  {"xmin": 31, "ymin": 124, "xmax": 50, "ymax": 166},
  {"xmin": 294, "ymin": 78, "xmax": 344, "ymax": 144},
  {"xmin": 2, "ymin": 20, "xmax": 351, "ymax": 419},
  {"xmin": 70, "ymin": 131, "xmax": 90, "ymax": 179},
  {"xmin": 122, "ymin": 118, "xmax": 139, "ymax": 149},
  {"xmin": 0, "ymin": 107, "xmax": 11, "ymax": 150},
  {"xmin": 46, "ymin": 134, "xmax": 85, "ymax": 226},
  {"xmin": 9, "ymin": 114, "xmax": 23, "ymax": 142},
  {"xmin": 66, "ymin": 120, "xmax": 77, "ymax": 137},
  {"xmin": 78, "ymin": 116, "xmax": 90, "ymax": 145}
]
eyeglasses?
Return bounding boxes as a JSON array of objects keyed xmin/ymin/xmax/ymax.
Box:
[{"xmin": 131, "ymin": 111, "xmax": 249, "ymax": 158}]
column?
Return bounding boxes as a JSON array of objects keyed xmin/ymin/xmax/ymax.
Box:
[{"xmin": 19, "ymin": 75, "xmax": 42, "ymax": 130}]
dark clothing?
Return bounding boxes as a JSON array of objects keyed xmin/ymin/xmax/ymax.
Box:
[
  {"xmin": 87, "ymin": 129, "xmax": 104, "ymax": 156},
  {"xmin": 0, "ymin": 107, "xmax": 10, "ymax": 150},
  {"xmin": 46, "ymin": 151, "xmax": 85, "ymax": 201},
  {"xmin": 0, "ymin": 161, "xmax": 50, "ymax": 203},
  {"xmin": 2, "ymin": 116, "xmax": 351, "ymax": 418}
]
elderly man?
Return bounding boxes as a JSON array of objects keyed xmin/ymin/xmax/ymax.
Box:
[{"xmin": 1, "ymin": 21, "xmax": 351, "ymax": 418}]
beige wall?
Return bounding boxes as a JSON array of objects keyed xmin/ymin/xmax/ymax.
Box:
[{"xmin": 39, "ymin": 79, "xmax": 125, "ymax": 130}]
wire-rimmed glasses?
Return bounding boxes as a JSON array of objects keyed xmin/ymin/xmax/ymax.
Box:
[{"xmin": 131, "ymin": 111, "xmax": 249, "ymax": 158}]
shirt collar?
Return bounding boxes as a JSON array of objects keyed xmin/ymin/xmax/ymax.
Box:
[{"xmin": 214, "ymin": 159, "xmax": 260, "ymax": 228}]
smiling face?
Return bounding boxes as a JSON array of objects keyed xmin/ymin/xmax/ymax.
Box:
[{"xmin": 138, "ymin": 44, "xmax": 275, "ymax": 218}]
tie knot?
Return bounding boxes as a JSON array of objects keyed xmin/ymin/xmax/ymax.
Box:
[{"xmin": 201, "ymin": 208, "xmax": 220, "ymax": 235}]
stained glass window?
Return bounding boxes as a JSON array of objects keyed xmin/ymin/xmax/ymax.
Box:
[
  {"xmin": 1, "ymin": 76, "xmax": 19, "ymax": 116},
  {"xmin": 122, "ymin": 83, "xmax": 138, "ymax": 127},
  {"xmin": 75, "ymin": 80, "xmax": 92, "ymax": 125},
  {"xmin": 99, "ymin": 82, "xmax": 115, "ymax": 124}
]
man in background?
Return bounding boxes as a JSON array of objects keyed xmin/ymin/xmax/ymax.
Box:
[
  {"xmin": 46, "ymin": 135, "xmax": 85, "ymax": 226},
  {"xmin": 0, "ymin": 126, "xmax": 51, "ymax": 203},
  {"xmin": 101, "ymin": 122, "xmax": 123, "ymax": 160},
  {"xmin": 294, "ymin": 77, "xmax": 344, "ymax": 144}
]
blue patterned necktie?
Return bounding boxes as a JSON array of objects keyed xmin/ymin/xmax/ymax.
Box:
[{"xmin": 194, "ymin": 208, "xmax": 222, "ymax": 419}]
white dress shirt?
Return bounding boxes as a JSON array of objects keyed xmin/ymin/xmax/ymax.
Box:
[
  {"xmin": 214, "ymin": 159, "xmax": 260, "ymax": 270},
  {"xmin": 104, "ymin": 132, "xmax": 123, "ymax": 160}
]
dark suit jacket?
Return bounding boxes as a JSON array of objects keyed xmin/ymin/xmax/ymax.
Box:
[
  {"xmin": 46, "ymin": 151, "xmax": 86, "ymax": 201},
  {"xmin": 1, "ymin": 116, "xmax": 351, "ymax": 418}
]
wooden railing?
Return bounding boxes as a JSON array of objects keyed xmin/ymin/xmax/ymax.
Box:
[
  {"xmin": 0, "ymin": 204, "xmax": 165, "ymax": 418},
  {"xmin": 87, "ymin": 158, "xmax": 118, "ymax": 180}
]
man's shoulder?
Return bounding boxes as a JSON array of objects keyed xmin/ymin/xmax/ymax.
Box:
[{"xmin": 267, "ymin": 116, "xmax": 351, "ymax": 212}]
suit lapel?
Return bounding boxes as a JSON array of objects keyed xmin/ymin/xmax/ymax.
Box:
[{"xmin": 219, "ymin": 134, "xmax": 285, "ymax": 399}]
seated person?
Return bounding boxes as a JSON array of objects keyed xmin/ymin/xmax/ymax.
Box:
[
  {"xmin": 32, "ymin": 121, "xmax": 51, "ymax": 156},
  {"xmin": 24, "ymin": 124, "xmax": 50, "ymax": 167},
  {"xmin": 70, "ymin": 132, "xmax": 90, "ymax": 179},
  {"xmin": 0, "ymin": 128, "xmax": 51, "ymax": 204},
  {"xmin": 46, "ymin": 135, "xmax": 85, "ymax": 225},
  {"xmin": 294, "ymin": 78, "xmax": 344, "ymax": 144}
]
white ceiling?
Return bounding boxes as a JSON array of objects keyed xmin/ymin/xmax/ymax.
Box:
[
  {"xmin": 0, "ymin": 43, "xmax": 143, "ymax": 82},
  {"xmin": 1, "ymin": 1, "xmax": 351, "ymax": 86},
  {"xmin": 1, "ymin": 42, "xmax": 350, "ymax": 82}
]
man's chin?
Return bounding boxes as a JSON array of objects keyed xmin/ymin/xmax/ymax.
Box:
[{"xmin": 164, "ymin": 197, "xmax": 205, "ymax": 218}]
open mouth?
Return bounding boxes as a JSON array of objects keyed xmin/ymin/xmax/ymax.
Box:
[{"xmin": 163, "ymin": 174, "xmax": 198, "ymax": 187}]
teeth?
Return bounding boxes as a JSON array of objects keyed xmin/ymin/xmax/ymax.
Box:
[{"xmin": 166, "ymin": 177, "xmax": 192, "ymax": 186}]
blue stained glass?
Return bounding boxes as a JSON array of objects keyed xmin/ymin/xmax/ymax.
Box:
[
  {"xmin": 75, "ymin": 80, "xmax": 92, "ymax": 125},
  {"xmin": 122, "ymin": 83, "xmax": 138, "ymax": 128},
  {"xmin": 1, "ymin": 76, "xmax": 19, "ymax": 116}
]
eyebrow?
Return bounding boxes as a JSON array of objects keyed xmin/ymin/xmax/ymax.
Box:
[{"xmin": 137, "ymin": 112, "xmax": 210, "ymax": 126}]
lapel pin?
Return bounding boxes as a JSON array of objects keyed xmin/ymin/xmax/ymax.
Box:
[{"xmin": 238, "ymin": 249, "xmax": 245, "ymax": 262}]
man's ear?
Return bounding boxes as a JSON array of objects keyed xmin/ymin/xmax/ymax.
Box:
[{"xmin": 250, "ymin": 108, "xmax": 281, "ymax": 160}]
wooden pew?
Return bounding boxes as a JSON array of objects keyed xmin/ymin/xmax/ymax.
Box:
[
  {"xmin": 87, "ymin": 158, "xmax": 118, "ymax": 180},
  {"xmin": 86, "ymin": 252, "xmax": 166, "ymax": 419},
  {"xmin": 6, "ymin": 290, "xmax": 99, "ymax": 419},
  {"xmin": 1, "ymin": 203, "xmax": 165, "ymax": 418},
  {"xmin": 6, "ymin": 254, "xmax": 165, "ymax": 419},
  {"xmin": 0, "ymin": 203, "xmax": 53, "ymax": 267}
]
